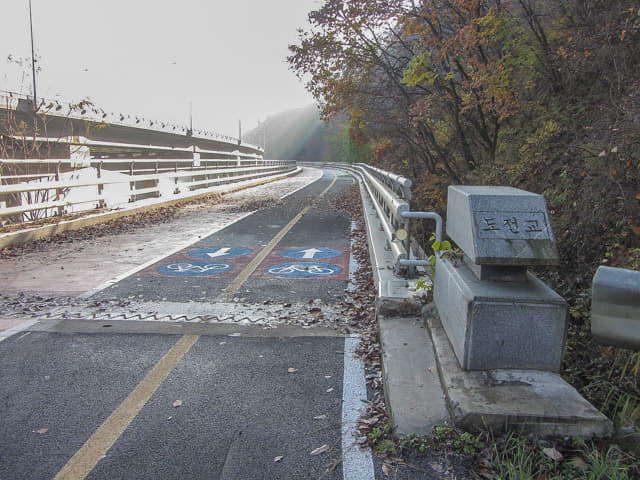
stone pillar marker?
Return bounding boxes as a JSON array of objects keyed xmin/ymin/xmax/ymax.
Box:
[{"xmin": 434, "ymin": 186, "xmax": 567, "ymax": 371}]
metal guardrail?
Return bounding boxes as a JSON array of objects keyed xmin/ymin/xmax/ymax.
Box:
[
  {"xmin": 0, "ymin": 138, "xmax": 295, "ymax": 222},
  {"xmin": 326, "ymin": 162, "xmax": 442, "ymax": 275},
  {"xmin": 591, "ymin": 266, "xmax": 640, "ymax": 350}
]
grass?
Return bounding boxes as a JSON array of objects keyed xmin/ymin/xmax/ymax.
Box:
[{"xmin": 484, "ymin": 434, "xmax": 638, "ymax": 480}]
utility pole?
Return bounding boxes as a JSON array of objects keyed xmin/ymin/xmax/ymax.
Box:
[{"xmin": 28, "ymin": 0, "xmax": 38, "ymax": 112}]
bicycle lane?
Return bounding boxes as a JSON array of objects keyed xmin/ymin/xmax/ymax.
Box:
[
  {"xmin": 0, "ymin": 168, "xmax": 375, "ymax": 479},
  {"xmin": 89, "ymin": 169, "xmax": 354, "ymax": 305}
]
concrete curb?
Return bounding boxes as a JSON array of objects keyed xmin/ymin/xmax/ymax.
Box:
[
  {"xmin": 379, "ymin": 316, "xmax": 449, "ymax": 436},
  {"xmin": 352, "ymin": 171, "xmax": 450, "ymax": 436},
  {"xmin": 0, "ymin": 168, "xmax": 301, "ymax": 249}
]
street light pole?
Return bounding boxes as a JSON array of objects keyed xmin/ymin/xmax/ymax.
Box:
[{"xmin": 28, "ymin": 0, "xmax": 38, "ymax": 112}]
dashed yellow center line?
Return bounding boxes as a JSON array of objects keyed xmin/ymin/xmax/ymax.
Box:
[
  {"xmin": 53, "ymin": 173, "xmax": 338, "ymax": 480},
  {"xmin": 219, "ymin": 173, "xmax": 338, "ymax": 301}
]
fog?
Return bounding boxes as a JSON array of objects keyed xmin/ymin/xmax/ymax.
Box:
[{"xmin": 1, "ymin": 0, "xmax": 321, "ymax": 137}]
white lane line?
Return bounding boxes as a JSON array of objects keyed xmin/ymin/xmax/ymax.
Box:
[
  {"xmin": 278, "ymin": 167, "xmax": 323, "ymax": 200},
  {"xmin": 347, "ymin": 221, "xmax": 359, "ymax": 293},
  {"xmin": 0, "ymin": 319, "xmax": 38, "ymax": 343},
  {"xmin": 78, "ymin": 211, "xmax": 255, "ymax": 299},
  {"xmin": 342, "ymin": 336, "xmax": 375, "ymax": 480}
]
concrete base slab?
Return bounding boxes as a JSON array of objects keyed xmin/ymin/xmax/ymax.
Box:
[
  {"xmin": 424, "ymin": 305, "xmax": 613, "ymax": 437},
  {"xmin": 379, "ymin": 314, "xmax": 449, "ymax": 436}
]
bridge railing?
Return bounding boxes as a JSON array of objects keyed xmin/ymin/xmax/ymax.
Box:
[
  {"xmin": 1, "ymin": 90, "xmax": 263, "ymax": 150},
  {"xmin": 324, "ymin": 162, "xmax": 442, "ymax": 276},
  {"xmin": 0, "ymin": 139, "xmax": 296, "ymax": 223}
]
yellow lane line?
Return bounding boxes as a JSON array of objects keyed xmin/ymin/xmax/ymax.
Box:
[
  {"xmin": 219, "ymin": 173, "xmax": 338, "ymax": 302},
  {"xmin": 53, "ymin": 334, "xmax": 200, "ymax": 480}
]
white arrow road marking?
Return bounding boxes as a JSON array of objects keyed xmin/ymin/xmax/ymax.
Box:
[
  {"xmin": 207, "ymin": 248, "xmax": 232, "ymax": 258},
  {"xmin": 301, "ymin": 248, "xmax": 322, "ymax": 259}
]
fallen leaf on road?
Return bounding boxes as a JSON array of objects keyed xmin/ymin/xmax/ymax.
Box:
[
  {"xmin": 219, "ymin": 341, "xmax": 227, "ymax": 345},
  {"xmin": 326, "ymin": 387, "xmax": 334, "ymax": 393},
  {"xmin": 543, "ymin": 447, "xmax": 563, "ymax": 461},
  {"xmin": 382, "ymin": 462, "xmax": 392, "ymax": 476},
  {"xmin": 570, "ymin": 457, "xmax": 589, "ymax": 470},
  {"xmin": 288, "ymin": 367, "xmax": 298, "ymax": 373},
  {"xmin": 273, "ymin": 456, "xmax": 284, "ymax": 463},
  {"xmin": 34, "ymin": 427, "xmax": 49, "ymax": 435},
  {"xmin": 313, "ymin": 414, "xmax": 327, "ymax": 420},
  {"xmin": 428, "ymin": 366, "xmax": 437, "ymax": 374},
  {"xmin": 172, "ymin": 400, "xmax": 183, "ymax": 408},
  {"xmin": 310, "ymin": 444, "xmax": 329, "ymax": 456},
  {"xmin": 324, "ymin": 375, "xmax": 332, "ymax": 379}
]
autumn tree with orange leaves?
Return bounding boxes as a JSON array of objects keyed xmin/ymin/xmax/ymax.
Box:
[{"xmin": 289, "ymin": 0, "xmax": 640, "ymax": 437}]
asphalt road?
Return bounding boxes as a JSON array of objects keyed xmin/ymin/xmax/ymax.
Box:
[
  {"xmin": 91, "ymin": 169, "xmax": 355, "ymax": 305},
  {"xmin": 0, "ymin": 327, "xmax": 353, "ymax": 480},
  {"xmin": 0, "ymin": 169, "xmax": 377, "ymax": 480}
]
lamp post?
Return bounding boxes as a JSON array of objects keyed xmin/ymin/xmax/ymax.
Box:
[{"xmin": 28, "ymin": 0, "xmax": 38, "ymax": 112}]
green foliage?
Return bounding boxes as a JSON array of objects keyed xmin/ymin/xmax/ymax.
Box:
[
  {"xmin": 423, "ymin": 233, "xmax": 454, "ymax": 279},
  {"xmin": 399, "ymin": 433, "xmax": 430, "ymax": 453},
  {"xmin": 324, "ymin": 117, "xmax": 372, "ymax": 164},
  {"xmin": 485, "ymin": 433, "xmax": 638, "ymax": 480},
  {"xmin": 430, "ymin": 424, "xmax": 485, "ymax": 456},
  {"xmin": 414, "ymin": 276, "xmax": 432, "ymax": 292},
  {"xmin": 366, "ymin": 421, "xmax": 399, "ymax": 455}
]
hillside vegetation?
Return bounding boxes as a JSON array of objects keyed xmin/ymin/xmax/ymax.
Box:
[
  {"xmin": 288, "ymin": 0, "xmax": 640, "ymax": 462},
  {"xmin": 244, "ymin": 105, "xmax": 371, "ymax": 163}
]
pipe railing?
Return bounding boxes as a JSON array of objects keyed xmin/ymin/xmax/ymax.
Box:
[{"xmin": 327, "ymin": 162, "xmax": 442, "ymax": 276}]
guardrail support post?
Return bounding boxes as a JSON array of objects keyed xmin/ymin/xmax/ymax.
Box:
[
  {"xmin": 55, "ymin": 161, "xmax": 64, "ymax": 217},
  {"xmin": 97, "ymin": 161, "xmax": 105, "ymax": 208},
  {"xmin": 129, "ymin": 161, "xmax": 135, "ymax": 203}
]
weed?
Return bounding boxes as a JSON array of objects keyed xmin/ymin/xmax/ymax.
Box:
[
  {"xmin": 416, "ymin": 233, "xmax": 459, "ymax": 285},
  {"xmin": 399, "ymin": 433, "xmax": 430, "ymax": 453},
  {"xmin": 429, "ymin": 424, "xmax": 486, "ymax": 456},
  {"xmin": 375, "ymin": 439, "xmax": 399, "ymax": 456},
  {"xmin": 481, "ymin": 432, "xmax": 639, "ymax": 479},
  {"xmin": 367, "ymin": 426, "xmax": 386, "ymax": 444},
  {"xmin": 365, "ymin": 421, "xmax": 399, "ymax": 456}
]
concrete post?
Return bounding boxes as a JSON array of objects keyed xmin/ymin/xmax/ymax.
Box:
[{"xmin": 433, "ymin": 186, "xmax": 567, "ymax": 371}]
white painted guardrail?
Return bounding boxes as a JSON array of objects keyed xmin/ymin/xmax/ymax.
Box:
[
  {"xmin": 322, "ymin": 162, "xmax": 442, "ymax": 275},
  {"xmin": 1, "ymin": 140, "xmax": 296, "ymax": 222}
]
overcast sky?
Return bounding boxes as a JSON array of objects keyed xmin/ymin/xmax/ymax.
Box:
[{"xmin": 1, "ymin": 0, "xmax": 320, "ymax": 136}]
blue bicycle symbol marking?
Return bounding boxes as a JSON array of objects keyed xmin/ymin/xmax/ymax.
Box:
[
  {"xmin": 157, "ymin": 260, "xmax": 233, "ymax": 276},
  {"xmin": 188, "ymin": 247, "xmax": 252, "ymax": 259},
  {"xmin": 278, "ymin": 247, "xmax": 343, "ymax": 260},
  {"xmin": 266, "ymin": 262, "xmax": 342, "ymax": 278}
]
